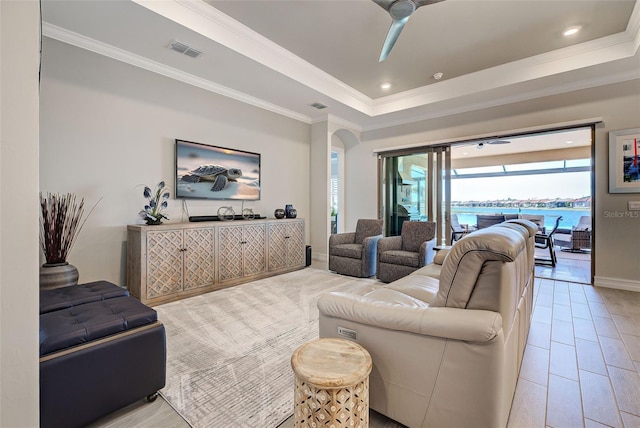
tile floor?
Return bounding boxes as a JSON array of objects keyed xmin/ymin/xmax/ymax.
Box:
[
  {"xmin": 534, "ymin": 247, "xmax": 591, "ymax": 284},
  {"xmin": 90, "ymin": 266, "xmax": 640, "ymax": 428},
  {"xmin": 508, "ymin": 277, "xmax": 640, "ymax": 428}
]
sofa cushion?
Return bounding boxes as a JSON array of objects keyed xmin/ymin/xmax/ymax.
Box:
[
  {"xmin": 386, "ymin": 274, "xmax": 440, "ymax": 304},
  {"xmin": 431, "ymin": 226, "xmax": 525, "ymax": 310},
  {"xmin": 40, "ymin": 281, "xmax": 129, "ymax": 315},
  {"xmin": 331, "ymin": 243, "xmax": 363, "ymax": 259},
  {"xmin": 39, "ymin": 296, "xmax": 158, "ymax": 356},
  {"xmin": 413, "ymin": 263, "xmax": 443, "ymax": 280},
  {"xmin": 379, "ymin": 250, "xmax": 420, "ymax": 267},
  {"xmin": 355, "ymin": 219, "xmax": 383, "ymax": 245}
]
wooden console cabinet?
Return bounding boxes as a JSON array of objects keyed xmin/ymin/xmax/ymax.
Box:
[{"xmin": 127, "ymin": 218, "xmax": 305, "ymax": 305}]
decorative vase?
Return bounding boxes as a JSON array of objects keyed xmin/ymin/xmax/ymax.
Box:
[
  {"xmin": 39, "ymin": 262, "xmax": 79, "ymax": 290},
  {"xmin": 146, "ymin": 219, "xmax": 163, "ymax": 225},
  {"xmin": 274, "ymin": 208, "xmax": 286, "ymax": 219},
  {"xmin": 285, "ymin": 204, "xmax": 295, "ymax": 218},
  {"xmin": 286, "ymin": 208, "xmax": 298, "ymax": 219}
]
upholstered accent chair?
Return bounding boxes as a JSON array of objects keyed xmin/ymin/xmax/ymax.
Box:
[
  {"xmin": 328, "ymin": 219, "xmax": 383, "ymax": 278},
  {"xmin": 377, "ymin": 221, "xmax": 437, "ymax": 283}
]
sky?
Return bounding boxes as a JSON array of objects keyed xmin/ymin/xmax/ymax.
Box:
[{"xmin": 451, "ymin": 171, "xmax": 591, "ymax": 202}]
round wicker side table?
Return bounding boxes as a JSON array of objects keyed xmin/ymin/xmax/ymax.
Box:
[{"xmin": 291, "ymin": 338, "xmax": 372, "ymax": 428}]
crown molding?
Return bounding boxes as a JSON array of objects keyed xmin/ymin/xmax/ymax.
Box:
[
  {"xmin": 42, "ymin": 22, "xmax": 313, "ymax": 124},
  {"xmin": 132, "ymin": 0, "xmax": 374, "ymax": 115},
  {"xmin": 43, "ymin": 0, "xmax": 640, "ymax": 131},
  {"xmin": 361, "ymin": 66, "xmax": 640, "ymax": 132},
  {"xmin": 371, "ymin": 28, "xmax": 640, "ymax": 116},
  {"xmin": 134, "ymin": 0, "xmax": 640, "ymax": 120}
]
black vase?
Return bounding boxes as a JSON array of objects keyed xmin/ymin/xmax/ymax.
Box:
[
  {"xmin": 274, "ymin": 208, "xmax": 286, "ymax": 219},
  {"xmin": 285, "ymin": 204, "xmax": 294, "ymax": 217},
  {"xmin": 286, "ymin": 208, "xmax": 297, "ymax": 219}
]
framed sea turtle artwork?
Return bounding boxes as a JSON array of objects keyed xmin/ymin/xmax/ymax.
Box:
[
  {"xmin": 609, "ymin": 128, "xmax": 640, "ymax": 194},
  {"xmin": 175, "ymin": 139, "xmax": 261, "ymax": 200}
]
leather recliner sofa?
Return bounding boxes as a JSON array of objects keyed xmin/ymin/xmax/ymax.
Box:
[{"xmin": 318, "ymin": 220, "xmax": 536, "ymax": 428}]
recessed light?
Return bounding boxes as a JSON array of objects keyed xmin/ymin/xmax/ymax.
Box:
[
  {"xmin": 565, "ymin": 140, "xmax": 574, "ymax": 144},
  {"xmin": 433, "ymin": 72, "xmax": 444, "ymax": 80},
  {"xmin": 563, "ymin": 26, "xmax": 581, "ymax": 37},
  {"xmin": 380, "ymin": 82, "xmax": 392, "ymax": 90},
  {"xmin": 462, "ymin": 152, "xmax": 469, "ymax": 156}
]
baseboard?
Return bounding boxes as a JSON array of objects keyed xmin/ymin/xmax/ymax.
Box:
[
  {"xmin": 313, "ymin": 252, "xmax": 328, "ymax": 262},
  {"xmin": 593, "ymin": 276, "xmax": 640, "ymax": 292}
]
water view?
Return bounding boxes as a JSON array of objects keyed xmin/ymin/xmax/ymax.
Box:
[{"xmin": 453, "ymin": 207, "xmax": 590, "ymax": 230}]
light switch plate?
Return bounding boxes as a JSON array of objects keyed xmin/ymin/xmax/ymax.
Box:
[{"xmin": 629, "ymin": 201, "xmax": 640, "ymax": 211}]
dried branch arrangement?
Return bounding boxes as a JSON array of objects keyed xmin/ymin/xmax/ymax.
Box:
[{"xmin": 39, "ymin": 192, "xmax": 88, "ymax": 265}]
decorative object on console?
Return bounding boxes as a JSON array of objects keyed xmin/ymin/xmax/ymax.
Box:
[
  {"xmin": 39, "ymin": 192, "xmax": 99, "ymax": 290},
  {"xmin": 285, "ymin": 204, "xmax": 297, "ymax": 218},
  {"xmin": 217, "ymin": 206, "xmax": 236, "ymax": 221},
  {"xmin": 274, "ymin": 208, "xmax": 286, "ymax": 219},
  {"xmin": 139, "ymin": 181, "xmax": 169, "ymax": 225},
  {"xmin": 242, "ymin": 208, "xmax": 255, "ymax": 220}
]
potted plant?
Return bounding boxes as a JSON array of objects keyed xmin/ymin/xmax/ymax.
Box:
[
  {"xmin": 39, "ymin": 192, "xmax": 98, "ymax": 289},
  {"xmin": 139, "ymin": 181, "xmax": 170, "ymax": 225}
]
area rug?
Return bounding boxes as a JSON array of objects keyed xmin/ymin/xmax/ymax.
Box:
[{"xmin": 155, "ymin": 267, "xmax": 377, "ymax": 428}]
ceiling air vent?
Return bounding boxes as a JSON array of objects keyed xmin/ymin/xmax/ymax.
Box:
[
  {"xmin": 168, "ymin": 40, "xmax": 202, "ymax": 59},
  {"xmin": 310, "ymin": 102, "xmax": 328, "ymax": 110}
]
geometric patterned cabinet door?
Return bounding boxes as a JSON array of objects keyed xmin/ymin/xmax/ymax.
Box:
[
  {"xmin": 127, "ymin": 219, "xmax": 304, "ymax": 305},
  {"xmin": 218, "ymin": 225, "xmax": 244, "ymax": 282},
  {"xmin": 146, "ymin": 228, "xmax": 215, "ymax": 299},
  {"xmin": 183, "ymin": 228, "xmax": 215, "ymax": 290},
  {"xmin": 146, "ymin": 230, "xmax": 184, "ymax": 300},
  {"xmin": 268, "ymin": 220, "xmax": 305, "ymax": 271},
  {"xmin": 218, "ymin": 223, "xmax": 266, "ymax": 282}
]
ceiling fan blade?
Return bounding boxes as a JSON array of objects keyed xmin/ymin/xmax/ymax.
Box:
[
  {"xmin": 379, "ymin": 17, "xmax": 409, "ymax": 62},
  {"xmin": 372, "ymin": 0, "xmax": 396, "ymax": 10}
]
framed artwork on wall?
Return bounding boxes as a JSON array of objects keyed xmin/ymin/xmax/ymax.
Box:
[{"xmin": 609, "ymin": 128, "xmax": 640, "ymax": 193}]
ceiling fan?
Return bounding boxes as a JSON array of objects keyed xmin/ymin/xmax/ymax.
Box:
[{"xmin": 373, "ymin": 0, "xmax": 445, "ymax": 62}]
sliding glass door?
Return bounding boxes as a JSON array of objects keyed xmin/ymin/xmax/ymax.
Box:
[{"xmin": 378, "ymin": 146, "xmax": 451, "ymax": 244}]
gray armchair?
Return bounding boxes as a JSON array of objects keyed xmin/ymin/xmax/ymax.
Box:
[
  {"xmin": 377, "ymin": 221, "xmax": 437, "ymax": 283},
  {"xmin": 328, "ymin": 219, "xmax": 383, "ymax": 278}
]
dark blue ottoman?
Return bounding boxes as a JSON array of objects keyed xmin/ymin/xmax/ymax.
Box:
[{"xmin": 39, "ymin": 281, "xmax": 166, "ymax": 428}]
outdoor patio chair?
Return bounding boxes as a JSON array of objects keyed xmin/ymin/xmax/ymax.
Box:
[
  {"xmin": 476, "ymin": 214, "xmax": 506, "ymax": 229},
  {"xmin": 554, "ymin": 215, "xmax": 591, "ymax": 252},
  {"xmin": 451, "ymin": 214, "xmax": 475, "ymax": 242},
  {"xmin": 534, "ymin": 216, "xmax": 563, "ymax": 267}
]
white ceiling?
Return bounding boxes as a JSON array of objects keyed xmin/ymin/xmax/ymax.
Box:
[{"xmin": 41, "ymin": 0, "xmax": 640, "ymax": 131}]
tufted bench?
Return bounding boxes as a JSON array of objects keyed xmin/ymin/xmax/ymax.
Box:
[{"xmin": 40, "ymin": 281, "xmax": 166, "ymax": 428}]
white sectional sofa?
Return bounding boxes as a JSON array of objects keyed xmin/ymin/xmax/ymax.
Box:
[{"xmin": 318, "ymin": 220, "xmax": 537, "ymax": 428}]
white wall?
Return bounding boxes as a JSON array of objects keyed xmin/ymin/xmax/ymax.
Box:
[
  {"xmin": 349, "ymin": 80, "xmax": 640, "ymax": 288},
  {"xmin": 40, "ymin": 39, "xmax": 311, "ymax": 286},
  {"xmin": 0, "ymin": 1, "xmax": 41, "ymax": 425},
  {"xmin": 310, "ymin": 121, "xmax": 330, "ymax": 260}
]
